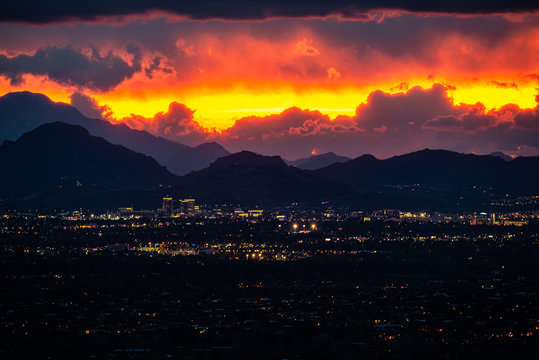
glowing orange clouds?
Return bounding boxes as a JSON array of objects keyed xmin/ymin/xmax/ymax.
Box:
[
  {"xmin": 87, "ymin": 21, "xmax": 539, "ymax": 129},
  {"xmin": 0, "ymin": 13, "xmax": 538, "ymax": 133},
  {"xmin": 0, "ymin": 75, "xmax": 73, "ymax": 104}
]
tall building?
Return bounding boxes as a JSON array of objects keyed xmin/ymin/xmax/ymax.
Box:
[
  {"xmin": 162, "ymin": 197, "xmax": 173, "ymax": 216},
  {"xmin": 248, "ymin": 210, "xmax": 264, "ymax": 218},
  {"xmin": 118, "ymin": 207, "xmax": 134, "ymax": 217},
  {"xmin": 180, "ymin": 199, "xmax": 196, "ymax": 216}
]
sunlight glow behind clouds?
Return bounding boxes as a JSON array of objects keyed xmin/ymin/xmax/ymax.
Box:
[{"xmin": 0, "ymin": 11, "xmax": 538, "ymax": 157}]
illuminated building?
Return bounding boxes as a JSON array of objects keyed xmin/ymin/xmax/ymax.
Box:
[
  {"xmin": 118, "ymin": 207, "xmax": 155, "ymax": 218},
  {"xmin": 234, "ymin": 210, "xmax": 248, "ymax": 218},
  {"xmin": 248, "ymin": 210, "xmax": 264, "ymax": 218},
  {"xmin": 180, "ymin": 199, "xmax": 196, "ymax": 216},
  {"xmin": 162, "ymin": 197, "xmax": 173, "ymax": 216},
  {"xmin": 234, "ymin": 208, "xmax": 246, "ymax": 218},
  {"xmin": 118, "ymin": 207, "xmax": 134, "ymax": 217}
]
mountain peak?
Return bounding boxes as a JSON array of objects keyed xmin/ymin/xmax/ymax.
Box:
[
  {"xmin": 176, "ymin": 152, "xmax": 351, "ymax": 206},
  {"xmin": 0, "ymin": 91, "xmax": 54, "ymax": 105},
  {"xmin": 194, "ymin": 141, "xmax": 229, "ymax": 153},
  {"xmin": 315, "ymin": 148, "xmax": 538, "ymax": 198},
  {"xmin": 314, "ymin": 151, "xmax": 336, "ymax": 157},
  {"xmin": 490, "ymin": 151, "xmax": 513, "ymax": 162},
  {"xmin": 288, "ymin": 151, "xmax": 351, "ymax": 170},
  {"xmin": 0, "ymin": 91, "xmax": 230, "ymax": 175},
  {"xmin": 0, "ymin": 121, "xmax": 179, "ymax": 198},
  {"xmin": 17, "ymin": 121, "xmax": 91, "ymax": 142},
  {"xmin": 210, "ymin": 151, "xmax": 287, "ymax": 169},
  {"xmin": 391, "ymin": 148, "xmax": 468, "ymax": 162},
  {"xmin": 356, "ymin": 154, "xmax": 377, "ymax": 160}
]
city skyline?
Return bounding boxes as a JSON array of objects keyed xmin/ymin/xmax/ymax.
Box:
[{"xmin": 1, "ymin": 3, "xmax": 538, "ymax": 358}]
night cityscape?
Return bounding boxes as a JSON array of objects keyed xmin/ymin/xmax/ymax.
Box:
[
  {"xmin": 1, "ymin": 1, "xmax": 539, "ymax": 359},
  {"xmin": 1, "ymin": 200, "xmax": 538, "ymax": 358}
]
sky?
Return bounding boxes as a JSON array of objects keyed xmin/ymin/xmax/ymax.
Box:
[{"xmin": 1, "ymin": 1, "xmax": 538, "ymax": 160}]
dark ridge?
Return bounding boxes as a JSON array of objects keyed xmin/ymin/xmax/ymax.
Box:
[
  {"xmin": 0, "ymin": 91, "xmax": 230, "ymax": 175},
  {"xmin": 0, "ymin": 122, "xmax": 179, "ymax": 197}
]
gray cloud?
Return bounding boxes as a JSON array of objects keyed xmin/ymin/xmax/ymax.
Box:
[
  {"xmin": 0, "ymin": 44, "xmax": 141, "ymax": 91},
  {"xmin": 144, "ymin": 56, "xmax": 172, "ymax": 79},
  {"xmin": 513, "ymin": 108, "xmax": 539, "ymax": 129},
  {"xmin": 1, "ymin": 1, "xmax": 537, "ymax": 24},
  {"xmin": 1, "ymin": 13, "xmax": 537, "ymax": 85},
  {"xmin": 69, "ymin": 92, "xmax": 111, "ymax": 119}
]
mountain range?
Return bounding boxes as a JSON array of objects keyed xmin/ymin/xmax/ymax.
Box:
[
  {"xmin": 314, "ymin": 149, "xmax": 538, "ymax": 194},
  {"xmin": 0, "ymin": 122, "xmax": 179, "ymax": 198},
  {"xmin": 286, "ymin": 152, "xmax": 351, "ymax": 170},
  {"xmin": 489, "ymin": 152, "xmax": 514, "ymax": 162},
  {"xmin": 172, "ymin": 151, "xmax": 353, "ymax": 206},
  {"xmin": 0, "ymin": 91, "xmax": 538, "ymax": 212},
  {"xmin": 0, "ymin": 92, "xmax": 229, "ymax": 175}
]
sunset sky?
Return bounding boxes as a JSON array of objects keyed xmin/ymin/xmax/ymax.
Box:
[{"xmin": 1, "ymin": 1, "xmax": 538, "ymax": 159}]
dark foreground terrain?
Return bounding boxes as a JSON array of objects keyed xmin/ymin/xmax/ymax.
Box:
[{"xmin": 0, "ymin": 217, "xmax": 538, "ymax": 359}]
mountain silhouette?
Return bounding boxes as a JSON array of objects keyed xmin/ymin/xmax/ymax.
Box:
[
  {"xmin": 489, "ymin": 151, "xmax": 513, "ymax": 162},
  {"xmin": 314, "ymin": 148, "xmax": 539, "ymax": 195},
  {"xmin": 0, "ymin": 122, "xmax": 179, "ymax": 197},
  {"xmin": 0, "ymin": 91, "xmax": 229, "ymax": 175},
  {"xmin": 2, "ymin": 120, "xmax": 538, "ymax": 212},
  {"xmin": 286, "ymin": 152, "xmax": 351, "ymax": 170},
  {"xmin": 165, "ymin": 141, "xmax": 231, "ymax": 175},
  {"xmin": 172, "ymin": 151, "xmax": 352, "ymax": 205}
]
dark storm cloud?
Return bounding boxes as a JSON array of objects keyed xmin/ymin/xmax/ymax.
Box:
[
  {"xmin": 353, "ymin": 85, "xmax": 459, "ymax": 130},
  {"xmin": 144, "ymin": 56, "xmax": 172, "ymax": 79},
  {"xmin": 1, "ymin": 13, "xmax": 536, "ymax": 82},
  {"xmin": 0, "ymin": 1, "xmax": 538, "ymax": 23},
  {"xmin": 0, "ymin": 45, "xmax": 141, "ymax": 91},
  {"xmin": 221, "ymin": 107, "xmax": 362, "ymax": 141},
  {"xmin": 514, "ymin": 108, "xmax": 539, "ymax": 129},
  {"xmin": 422, "ymin": 111, "xmax": 497, "ymax": 132},
  {"xmin": 70, "ymin": 92, "xmax": 111, "ymax": 119}
]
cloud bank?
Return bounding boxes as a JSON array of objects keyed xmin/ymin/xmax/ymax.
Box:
[
  {"xmin": 118, "ymin": 102, "xmax": 213, "ymax": 145},
  {"xmin": 0, "ymin": 45, "xmax": 141, "ymax": 91},
  {"xmin": 1, "ymin": 1, "xmax": 538, "ymax": 23},
  {"xmin": 75, "ymin": 84, "xmax": 539, "ymax": 159}
]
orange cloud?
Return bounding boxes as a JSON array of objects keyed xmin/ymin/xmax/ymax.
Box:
[
  {"xmin": 1, "ymin": 12, "xmax": 538, "ymax": 145},
  {"xmin": 70, "ymin": 84, "xmax": 538, "ymax": 159}
]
